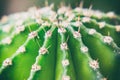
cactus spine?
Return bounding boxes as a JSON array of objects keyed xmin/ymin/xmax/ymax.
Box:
[{"xmin": 0, "ymin": 4, "xmax": 120, "ymax": 80}]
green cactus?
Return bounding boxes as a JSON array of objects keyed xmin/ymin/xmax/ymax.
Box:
[{"xmin": 0, "ymin": 5, "xmax": 120, "ymax": 80}]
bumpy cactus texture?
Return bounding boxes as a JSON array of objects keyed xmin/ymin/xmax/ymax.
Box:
[{"xmin": 0, "ymin": 5, "xmax": 120, "ymax": 80}]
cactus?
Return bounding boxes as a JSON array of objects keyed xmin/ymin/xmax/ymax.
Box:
[{"xmin": 0, "ymin": 4, "xmax": 120, "ymax": 80}]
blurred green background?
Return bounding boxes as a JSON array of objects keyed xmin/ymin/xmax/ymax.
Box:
[{"xmin": 0, "ymin": 0, "xmax": 120, "ymax": 18}]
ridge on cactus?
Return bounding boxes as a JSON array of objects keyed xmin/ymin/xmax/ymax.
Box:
[{"xmin": 0, "ymin": 3, "xmax": 120, "ymax": 80}]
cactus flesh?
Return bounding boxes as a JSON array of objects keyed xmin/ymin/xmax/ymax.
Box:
[{"xmin": 0, "ymin": 5, "xmax": 120, "ymax": 80}]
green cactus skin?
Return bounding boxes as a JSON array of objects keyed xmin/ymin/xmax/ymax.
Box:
[
  {"xmin": 67, "ymin": 26, "xmax": 103, "ymax": 80},
  {"xmin": 0, "ymin": 5, "xmax": 120, "ymax": 80}
]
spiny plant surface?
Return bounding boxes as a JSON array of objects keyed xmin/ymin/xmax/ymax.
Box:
[{"xmin": 0, "ymin": 5, "xmax": 120, "ymax": 80}]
